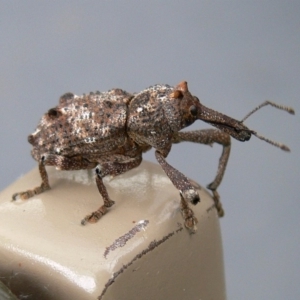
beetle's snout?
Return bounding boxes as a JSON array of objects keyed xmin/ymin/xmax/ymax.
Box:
[{"xmin": 196, "ymin": 102, "xmax": 252, "ymax": 142}]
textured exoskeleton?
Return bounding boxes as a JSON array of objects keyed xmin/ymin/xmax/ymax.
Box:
[{"xmin": 13, "ymin": 81, "xmax": 294, "ymax": 232}]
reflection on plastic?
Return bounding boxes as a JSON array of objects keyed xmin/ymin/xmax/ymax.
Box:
[{"xmin": 9, "ymin": 245, "xmax": 96, "ymax": 293}]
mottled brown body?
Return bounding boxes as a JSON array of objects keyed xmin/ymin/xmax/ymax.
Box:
[{"xmin": 12, "ymin": 81, "xmax": 294, "ymax": 233}]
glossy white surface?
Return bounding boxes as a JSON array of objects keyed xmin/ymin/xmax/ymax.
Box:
[{"xmin": 0, "ymin": 161, "xmax": 225, "ymax": 299}]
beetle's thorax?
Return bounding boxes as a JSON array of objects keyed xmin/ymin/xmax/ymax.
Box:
[
  {"xmin": 127, "ymin": 82, "xmax": 200, "ymax": 150},
  {"xmin": 126, "ymin": 84, "xmax": 173, "ymax": 150}
]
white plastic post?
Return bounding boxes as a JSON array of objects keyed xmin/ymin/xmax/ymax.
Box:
[{"xmin": 0, "ymin": 161, "xmax": 226, "ymax": 300}]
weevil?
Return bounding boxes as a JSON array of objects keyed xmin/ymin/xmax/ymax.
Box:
[{"xmin": 12, "ymin": 81, "xmax": 294, "ymax": 233}]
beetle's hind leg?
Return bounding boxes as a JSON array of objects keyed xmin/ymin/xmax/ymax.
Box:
[
  {"xmin": 12, "ymin": 154, "xmax": 96, "ymax": 201},
  {"xmin": 172, "ymin": 129, "xmax": 231, "ymax": 217},
  {"xmin": 12, "ymin": 158, "xmax": 50, "ymax": 201},
  {"xmin": 81, "ymin": 155, "xmax": 142, "ymax": 225}
]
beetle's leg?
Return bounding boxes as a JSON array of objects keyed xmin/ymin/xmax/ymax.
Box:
[
  {"xmin": 81, "ymin": 155, "xmax": 142, "ymax": 225},
  {"xmin": 172, "ymin": 129, "xmax": 231, "ymax": 217},
  {"xmin": 155, "ymin": 150, "xmax": 198, "ymax": 233},
  {"xmin": 12, "ymin": 154, "xmax": 96, "ymax": 201},
  {"xmin": 12, "ymin": 158, "xmax": 50, "ymax": 201}
]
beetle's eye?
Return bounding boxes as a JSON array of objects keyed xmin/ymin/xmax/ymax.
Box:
[{"xmin": 189, "ymin": 105, "xmax": 197, "ymax": 116}]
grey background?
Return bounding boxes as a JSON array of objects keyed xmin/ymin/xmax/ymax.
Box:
[{"xmin": 1, "ymin": 1, "xmax": 299, "ymax": 299}]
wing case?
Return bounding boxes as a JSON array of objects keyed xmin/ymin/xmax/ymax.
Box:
[{"xmin": 29, "ymin": 89, "xmax": 132, "ymax": 161}]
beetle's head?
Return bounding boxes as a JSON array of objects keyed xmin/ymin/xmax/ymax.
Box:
[
  {"xmin": 171, "ymin": 81, "xmax": 251, "ymax": 142},
  {"xmin": 169, "ymin": 81, "xmax": 202, "ymax": 128}
]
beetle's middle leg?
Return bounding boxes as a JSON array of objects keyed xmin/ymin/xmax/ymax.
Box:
[
  {"xmin": 172, "ymin": 129, "xmax": 231, "ymax": 217},
  {"xmin": 81, "ymin": 155, "xmax": 142, "ymax": 225}
]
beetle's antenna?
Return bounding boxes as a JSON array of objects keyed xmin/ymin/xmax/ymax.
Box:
[
  {"xmin": 241, "ymin": 100, "xmax": 295, "ymax": 122},
  {"xmin": 250, "ymin": 130, "xmax": 291, "ymax": 152},
  {"xmin": 241, "ymin": 100, "xmax": 294, "ymax": 151}
]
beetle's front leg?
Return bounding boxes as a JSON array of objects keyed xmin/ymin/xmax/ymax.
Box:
[
  {"xmin": 155, "ymin": 150, "xmax": 198, "ymax": 233},
  {"xmin": 12, "ymin": 158, "xmax": 50, "ymax": 201},
  {"xmin": 173, "ymin": 129, "xmax": 231, "ymax": 217},
  {"xmin": 81, "ymin": 156, "xmax": 142, "ymax": 225}
]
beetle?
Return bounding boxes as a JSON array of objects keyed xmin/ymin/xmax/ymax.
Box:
[{"xmin": 12, "ymin": 81, "xmax": 294, "ymax": 232}]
